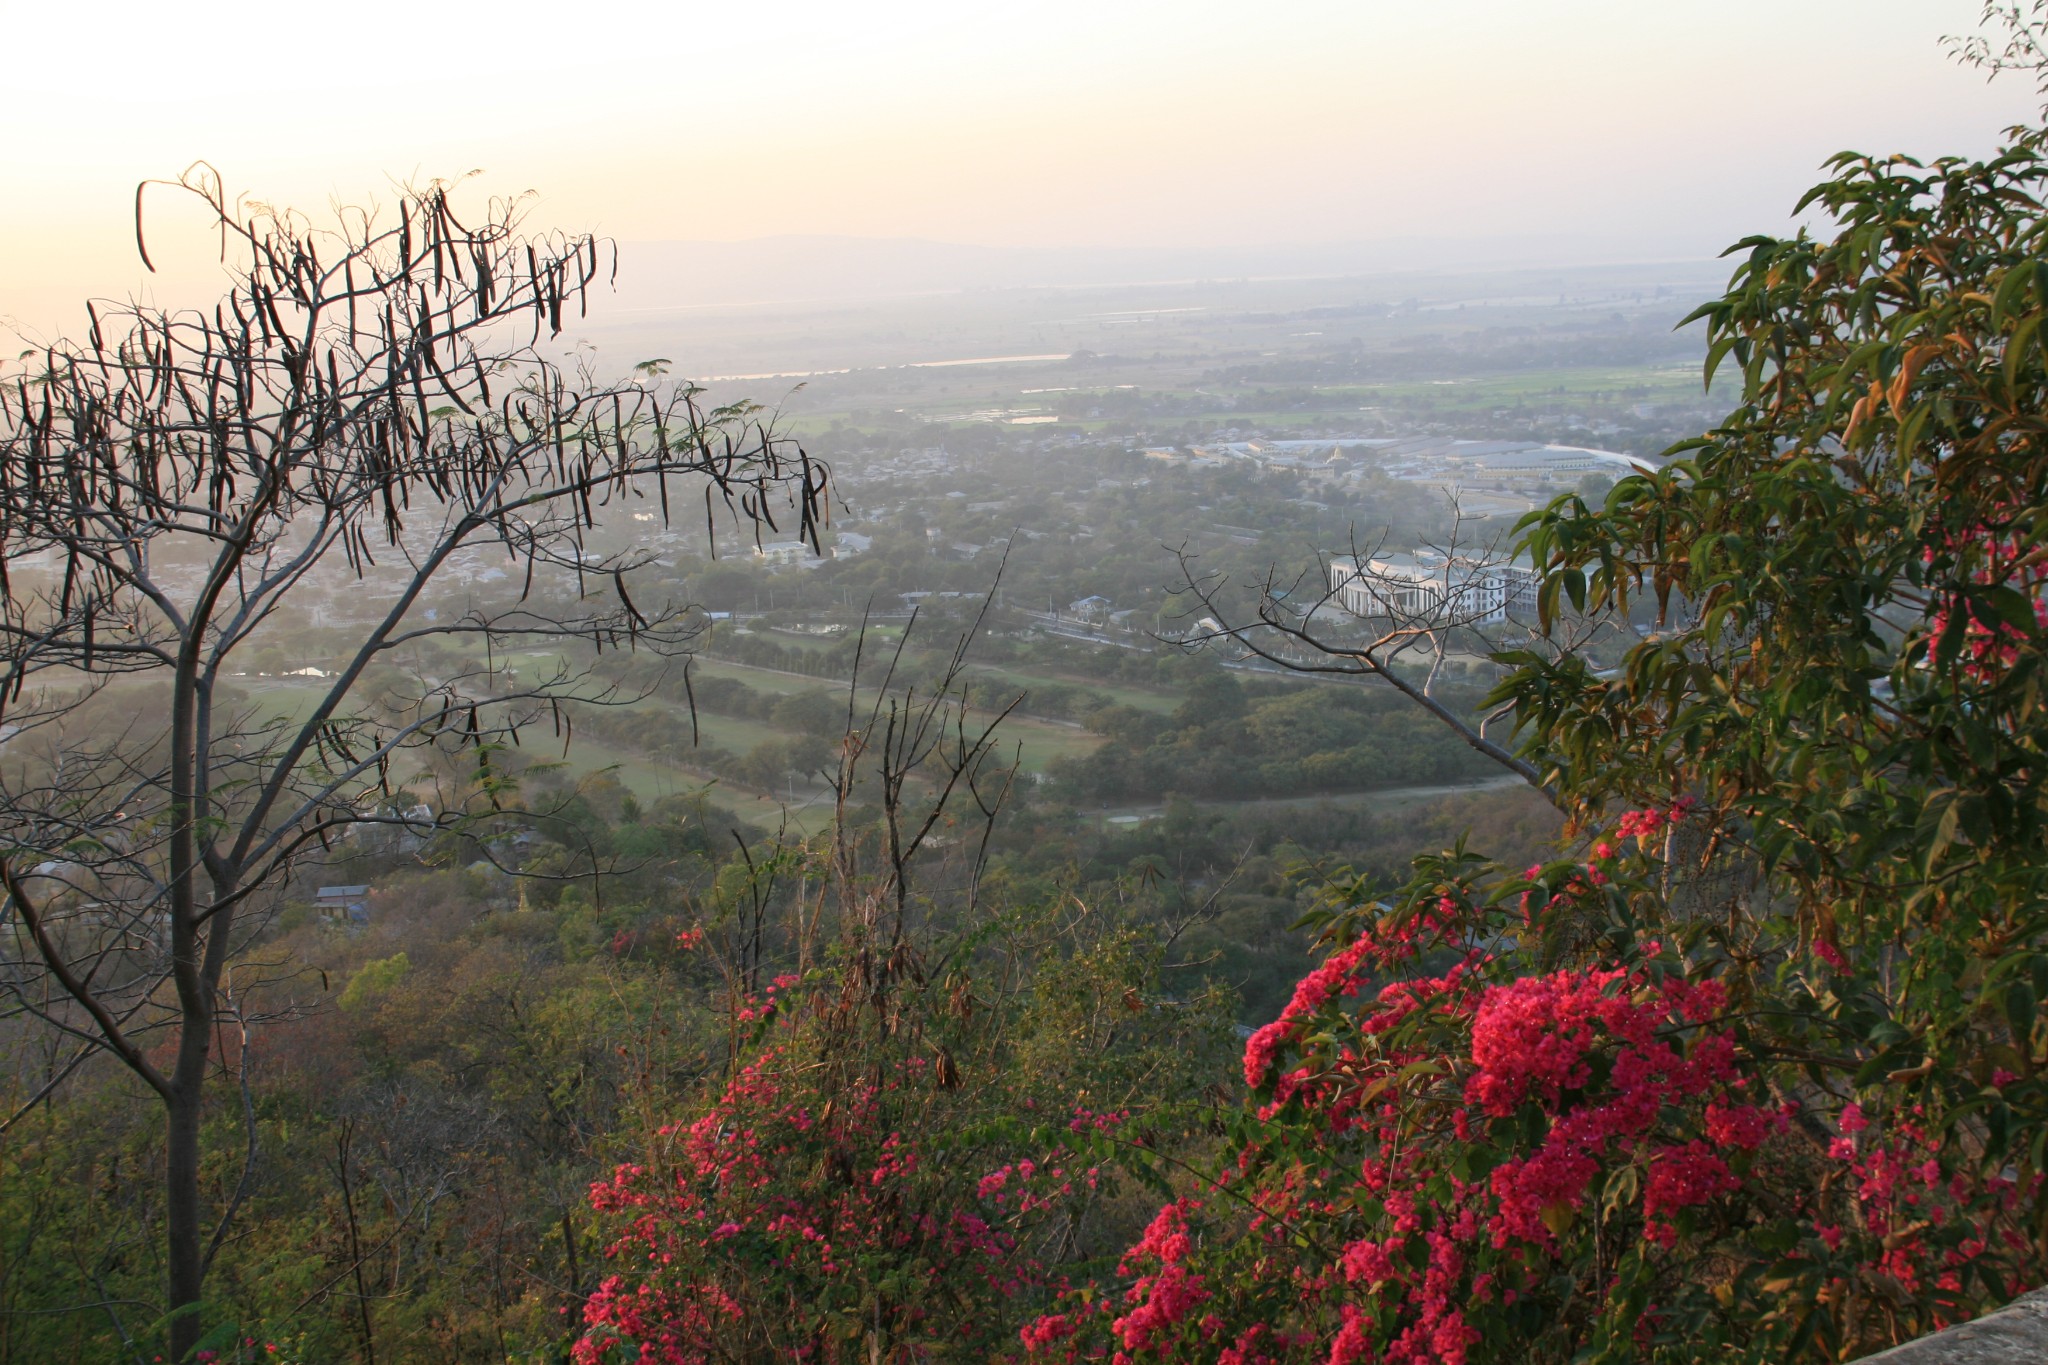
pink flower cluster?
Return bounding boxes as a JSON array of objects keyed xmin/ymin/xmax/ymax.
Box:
[
  {"xmin": 1243, "ymin": 936, "xmax": 1378, "ymax": 1088},
  {"xmin": 1475, "ymin": 971, "xmax": 1773, "ymax": 1249},
  {"xmin": 1243, "ymin": 898, "xmax": 1466, "ymax": 1089},
  {"xmin": 575, "ymin": 1045, "xmax": 1067, "ymax": 1364},
  {"xmin": 1614, "ymin": 797, "xmax": 1696, "ymax": 844},
  {"xmin": 1465, "ymin": 968, "xmax": 1625, "ymax": 1116},
  {"xmin": 1068, "ymin": 1106, "xmax": 1129, "ymax": 1134},
  {"xmin": 1642, "ymin": 1142, "xmax": 1740, "ymax": 1247},
  {"xmin": 1818, "ymin": 1101, "xmax": 2030, "ymax": 1301},
  {"xmin": 1923, "ymin": 518, "xmax": 2048, "ymax": 683},
  {"xmin": 1110, "ymin": 1202, "xmax": 1210, "ymax": 1354}
]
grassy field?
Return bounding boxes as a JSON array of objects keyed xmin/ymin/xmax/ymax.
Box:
[
  {"xmin": 659, "ymin": 655, "xmax": 1114, "ymax": 775},
  {"xmin": 674, "ymin": 707, "xmax": 787, "ymax": 753},
  {"xmin": 560, "ymin": 701, "xmax": 1097, "ymax": 837},
  {"xmin": 686, "ymin": 656, "xmax": 814, "ymax": 693},
  {"xmin": 1092, "ymin": 773, "xmax": 1527, "ymax": 825},
  {"xmin": 231, "ymin": 646, "xmax": 1105, "ymax": 836},
  {"xmin": 552, "ymin": 663, "xmax": 1103, "ymax": 789},
  {"xmin": 962, "ymin": 661, "xmax": 1178, "ymax": 714},
  {"xmin": 985, "ymin": 714, "xmax": 1102, "ymax": 774},
  {"xmin": 1336, "ymin": 367, "xmax": 1731, "ymax": 412},
  {"xmin": 554, "ymin": 733, "xmax": 841, "ymax": 835}
]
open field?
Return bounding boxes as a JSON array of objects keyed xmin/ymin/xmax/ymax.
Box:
[
  {"xmin": 686, "ymin": 656, "xmax": 814, "ymax": 693},
  {"xmin": 560, "ymin": 734, "xmax": 842, "ymax": 835},
  {"xmin": 961, "ymin": 661, "xmax": 1178, "ymax": 714}
]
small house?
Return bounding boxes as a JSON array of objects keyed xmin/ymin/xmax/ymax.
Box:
[{"xmin": 316, "ymin": 884, "xmax": 371, "ymax": 925}]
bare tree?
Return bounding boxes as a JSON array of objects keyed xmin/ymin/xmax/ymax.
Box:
[
  {"xmin": 828, "ymin": 592, "xmax": 1020, "ymax": 949},
  {"xmin": 1170, "ymin": 490, "xmax": 1634, "ymax": 810},
  {"xmin": 0, "ymin": 167, "xmax": 822, "ymax": 1359},
  {"xmin": 1948, "ymin": 3, "xmax": 2048, "ymax": 94}
]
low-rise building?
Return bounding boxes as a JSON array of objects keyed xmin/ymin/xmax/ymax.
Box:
[
  {"xmin": 1067, "ymin": 595, "xmax": 1113, "ymax": 618},
  {"xmin": 1328, "ymin": 552, "xmax": 1541, "ymax": 625},
  {"xmin": 316, "ymin": 884, "xmax": 371, "ymax": 924},
  {"xmin": 753, "ymin": 540, "xmax": 819, "ymax": 567}
]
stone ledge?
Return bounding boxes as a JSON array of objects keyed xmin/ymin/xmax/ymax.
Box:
[{"xmin": 1855, "ymin": 1289, "xmax": 2048, "ymax": 1364}]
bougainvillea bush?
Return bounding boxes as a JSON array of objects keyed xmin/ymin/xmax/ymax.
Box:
[
  {"xmin": 1019, "ymin": 132, "xmax": 2048, "ymax": 1362},
  {"xmin": 574, "ymin": 912, "xmax": 1235, "ymax": 1363},
  {"xmin": 1024, "ymin": 843, "xmax": 2036, "ymax": 1364}
]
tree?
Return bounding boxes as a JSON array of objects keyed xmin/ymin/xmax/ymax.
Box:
[
  {"xmin": 1170, "ymin": 493, "xmax": 1623, "ymax": 802},
  {"xmin": 0, "ymin": 167, "xmax": 822, "ymax": 1360},
  {"xmin": 1947, "ymin": 2, "xmax": 2048, "ymax": 93},
  {"xmin": 1028, "ymin": 127, "xmax": 2048, "ymax": 1363}
]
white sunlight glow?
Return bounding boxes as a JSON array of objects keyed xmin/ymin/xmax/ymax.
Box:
[{"xmin": 2, "ymin": 0, "xmax": 2040, "ymax": 334}]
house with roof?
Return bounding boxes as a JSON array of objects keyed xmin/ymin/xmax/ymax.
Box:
[
  {"xmin": 316, "ymin": 884, "xmax": 372, "ymax": 924},
  {"xmin": 1066, "ymin": 595, "xmax": 1113, "ymax": 621}
]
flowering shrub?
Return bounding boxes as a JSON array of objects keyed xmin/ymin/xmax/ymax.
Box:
[
  {"xmin": 576, "ymin": 1043, "xmax": 1043, "ymax": 1362},
  {"xmin": 1922, "ymin": 516, "xmax": 2048, "ymax": 684},
  {"xmin": 577, "ymin": 913, "xmax": 1235, "ymax": 1362},
  {"xmin": 1026, "ymin": 833, "xmax": 2038, "ymax": 1364}
]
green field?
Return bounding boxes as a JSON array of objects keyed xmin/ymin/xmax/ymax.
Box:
[
  {"xmin": 657, "ymin": 656, "xmax": 1112, "ymax": 772},
  {"xmin": 686, "ymin": 656, "xmax": 813, "ymax": 693},
  {"xmin": 228, "ymin": 645, "xmax": 1107, "ymax": 835},
  {"xmin": 524, "ymin": 657, "xmax": 1103, "ymax": 796},
  {"xmin": 962, "ymin": 662, "xmax": 1177, "ymax": 714}
]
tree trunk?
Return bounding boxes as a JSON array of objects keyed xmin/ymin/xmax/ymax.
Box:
[{"xmin": 165, "ymin": 1082, "xmax": 205, "ymax": 1362}]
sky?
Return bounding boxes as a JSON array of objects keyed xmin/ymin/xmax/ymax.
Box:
[{"xmin": 2, "ymin": 0, "xmax": 2041, "ymax": 332}]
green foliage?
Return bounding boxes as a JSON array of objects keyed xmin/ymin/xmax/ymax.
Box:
[
  {"xmin": 1052, "ymin": 677, "xmax": 1499, "ymax": 804},
  {"xmin": 336, "ymin": 951, "xmax": 411, "ymax": 1009},
  {"xmin": 1510, "ymin": 131, "xmax": 2048, "ymax": 1173}
]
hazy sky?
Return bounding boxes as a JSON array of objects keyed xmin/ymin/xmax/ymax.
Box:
[{"xmin": 2, "ymin": 0, "xmax": 2041, "ymax": 330}]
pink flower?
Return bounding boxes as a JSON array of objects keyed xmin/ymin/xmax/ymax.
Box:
[
  {"xmin": 1705, "ymin": 1101, "xmax": 1778, "ymax": 1151},
  {"xmin": 1644, "ymin": 1142, "xmax": 1738, "ymax": 1218},
  {"xmin": 1240, "ymin": 933, "xmax": 1380, "ymax": 1085},
  {"xmin": 1020, "ymin": 1314, "xmax": 1073, "ymax": 1353},
  {"xmin": 1339, "ymin": 1237, "xmax": 1399, "ymax": 1285},
  {"xmin": 1328, "ymin": 1305, "xmax": 1372, "ymax": 1365},
  {"xmin": 1465, "ymin": 969, "xmax": 1624, "ymax": 1116}
]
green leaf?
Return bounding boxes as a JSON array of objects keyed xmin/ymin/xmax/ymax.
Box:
[{"xmin": 2007, "ymin": 981, "xmax": 2038, "ymax": 1043}]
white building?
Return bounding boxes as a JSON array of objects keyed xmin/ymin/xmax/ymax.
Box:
[
  {"xmin": 1328, "ymin": 553, "xmax": 1543, "ymax": 625},
  {"xmin": 753, "ymin": 540, "xmax": 819, "ymax": 567}
]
